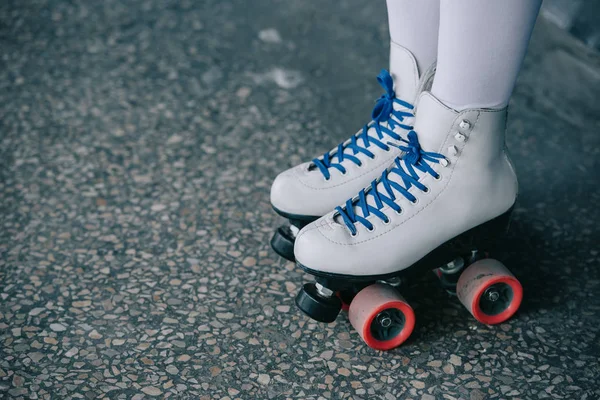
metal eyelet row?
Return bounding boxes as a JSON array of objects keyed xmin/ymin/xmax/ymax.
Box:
[{"xmin": 444, "ymin": 118, "xmax": 471, "ymax": 161}]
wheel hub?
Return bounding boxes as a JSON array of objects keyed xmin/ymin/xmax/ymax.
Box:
[
  {"xmin": 478, "ymin": 282, "xmax": 514, "ymax": 316},
  {"xmin": 376, "ymin": 312, "xmax": 392, "ymax": 328},
  {"xmin": 370, "ymin": 308, "xmax": 405, "ymax": 341},
  {"xmin": 485, "ymin": 288, "xmax": 500, "ymax": 302}
]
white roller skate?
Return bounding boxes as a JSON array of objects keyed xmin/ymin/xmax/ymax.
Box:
[
  {"xmin": 270, "ymin": 43, "xmax": 436, "ymax": 261},
  {"xmin": 294, "ymin": 91, "xmax": 523, "ymax": 350}
]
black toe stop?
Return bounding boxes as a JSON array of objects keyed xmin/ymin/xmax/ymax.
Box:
[
  {"xmin": 295, "ymin": 283, "xmax": 342, "ymax": 323},
  {"xmin": 270, "ymin": 226, "xmax": 295, "ymax": 261}
]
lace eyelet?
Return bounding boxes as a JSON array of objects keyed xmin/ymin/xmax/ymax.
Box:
[
  {"xmin": 350, "ymin": 230, "xmax": 358, "ymax": 237},
  {"xmin": 341, "ymin": 170, "xmax": 347, "ymax": 175},
  {"xmin": 459, "ymin": 119, "xmax": 471, "ymax": 130},
  {"xmin": 434, "ymin": 173, "xmax": 442, "ymax": 181},
  {"xmin": 382, "ymin": 217, "xmax": 391, "ymax": 225},
  {"xmin": 367, "ymin": 225, "xmax": 375, "ymax": 233},
  {"xmin": 394, "ymin": 208, "xmax": 403, "ymax": 215},
  {"xmin": 422, "ymin": 186, "xmax": 429, "ymax": 193},
  {"xmin": 411, "ymin": 198, "xmax": 419, "ymax": 205}
]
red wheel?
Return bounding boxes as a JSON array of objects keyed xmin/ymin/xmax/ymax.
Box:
[
  {"xmin": 457, "ymin": 259, "xmax": 523, "ymax": 325},
  {"xmin": 348, "ymin": 284, "xmax": 415, "ymax": 351}
]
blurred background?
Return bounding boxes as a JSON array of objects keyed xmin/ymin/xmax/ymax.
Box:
[
  {"xmin": 1, "ymin": 1, "xmax": 599, "ymax": 399},
  {"xmin": 543, "ymin": 0, "xmax": 600, "ymax": 49}
]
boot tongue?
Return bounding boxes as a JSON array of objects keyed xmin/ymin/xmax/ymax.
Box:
[
  {"xmin": 412, "ymin": 92, "xmax": 458, "ymax": 153},
  {"xmin": 389, "ymin": 42, "xmax": 420, "ymax": 103}
]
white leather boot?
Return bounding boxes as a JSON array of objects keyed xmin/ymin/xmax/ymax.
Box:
[
  {"xmin": 295, "ymin": 91, "xmax": 518, "ymax": 275},
  {"xmin": 270, "ymin": 43, "xmax": 436, "ymax": 261},
  {"xmin": 293, "ymin": 91, "xmax": 522, "ymax": 350},
  {"xmin": 295, "ymin": 92, "xmax": 523, "ymax": 350}
]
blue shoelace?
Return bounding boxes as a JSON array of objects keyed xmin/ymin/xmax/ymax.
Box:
[
  {"xmin": 336, "ymin": 131, "xmax": 446, "ymax": 236},
  {"xmin": 312, "ymin": 69, "xmax": 414, "ymax": 180}
]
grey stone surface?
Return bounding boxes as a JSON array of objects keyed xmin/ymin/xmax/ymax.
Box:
[{"xmin": 1, "ymin": 1, "xmax": 599, "ymax": 399}]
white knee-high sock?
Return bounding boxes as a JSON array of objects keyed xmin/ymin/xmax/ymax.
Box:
[
  {"xmin": 386, "ymin": 0, "xmax": 440, "ymax": 76},
  {"xmin": 431, "ymin": 0, "xmax": 542, "ymax": 110}
]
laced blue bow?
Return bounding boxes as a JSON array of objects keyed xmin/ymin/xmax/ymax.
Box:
[
  {"xmin": 312, "ymin": 69, "xmax": 414, "ymax": 180},
  {"xmin": 335, "ymin": 131, "xmax": 446, "ymax": 235}
]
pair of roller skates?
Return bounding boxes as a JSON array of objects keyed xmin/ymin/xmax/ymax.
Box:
[{"xmin": 270, "ymin": 43, "xmax": 523, "ymax": 351}]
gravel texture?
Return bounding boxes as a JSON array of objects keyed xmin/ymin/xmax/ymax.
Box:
[{"xmin": 1, "ymin": 1, "xmax": 599, "ymax": 399}]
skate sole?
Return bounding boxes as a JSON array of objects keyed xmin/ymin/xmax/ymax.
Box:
[{"xmin": 296, "ymin": 207, "xmax": 513, "ymax": 289}]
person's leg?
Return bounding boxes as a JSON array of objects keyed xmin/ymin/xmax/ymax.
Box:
[
  {"xmin": 386, "ymin": 0, "xmax": 440, "ymax": 77},
  {"xmin": 431, "ymin": 0, "xmax": 542, "ymax": 110}
]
